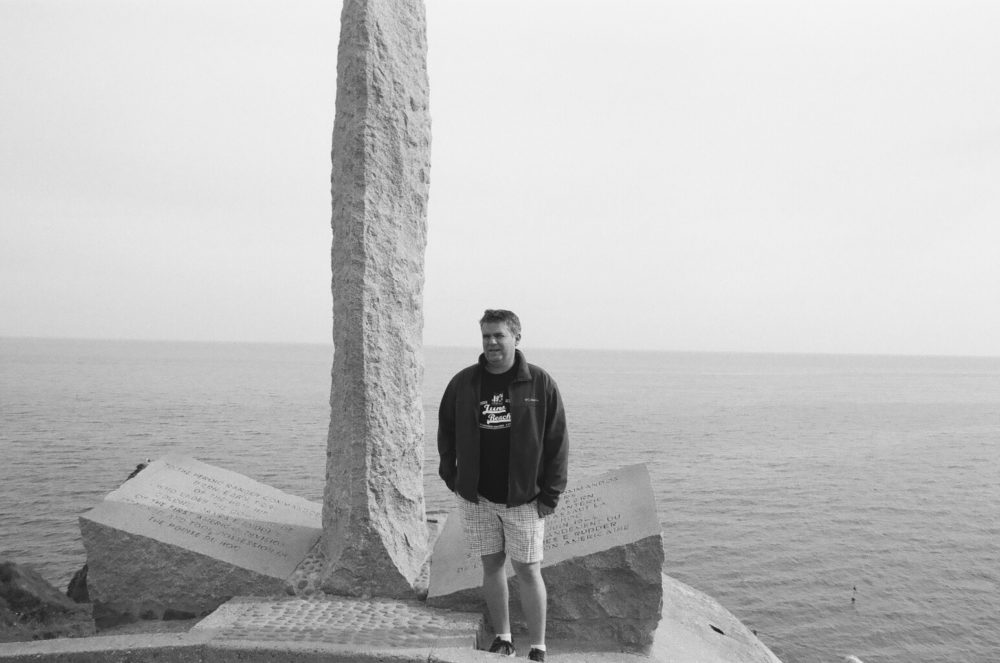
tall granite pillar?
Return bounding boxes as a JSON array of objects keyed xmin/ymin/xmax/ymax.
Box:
[{"xmin": 322, "ymin": 0, "xmax": 431, "ymax": 598}]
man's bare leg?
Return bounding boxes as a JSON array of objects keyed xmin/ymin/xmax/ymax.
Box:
[
  {"xmin": 512, "ymin": 560, "xmax": 547, "ymax": 646},
  {"xmin": 481, "ymin": 552, "xmax": 511, "ymax": 635}
]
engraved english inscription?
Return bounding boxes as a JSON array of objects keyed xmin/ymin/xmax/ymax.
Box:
[{"xmin": 82, "ymin": 455, "xmax": 321, "ymax": 578}]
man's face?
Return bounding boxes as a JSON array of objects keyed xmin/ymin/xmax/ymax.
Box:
[{"xmin": 481, "ymin": 321, "xmax": 520, "ymax": 372}]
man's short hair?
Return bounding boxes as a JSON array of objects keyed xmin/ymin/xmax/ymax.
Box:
[{"xmin": 479, "ymin": 309, "xmax": 521, "ymax": 336}]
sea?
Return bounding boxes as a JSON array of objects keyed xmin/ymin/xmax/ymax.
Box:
[{"xmin": 1, "ymin": 337, "xmax": 997, "ymax": 662}]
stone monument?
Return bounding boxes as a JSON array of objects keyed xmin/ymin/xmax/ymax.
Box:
[{"xmin": 322, "ymin": 0, "xmax": 432, "ymax": 598}]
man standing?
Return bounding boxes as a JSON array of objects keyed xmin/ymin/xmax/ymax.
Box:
[{"xmin": 438, "ymin": 309, "xmax": 569, "ymax": 661}]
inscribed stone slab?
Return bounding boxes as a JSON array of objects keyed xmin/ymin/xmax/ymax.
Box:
[
  {"xmin": 427, "ymin": 464, "xmax": 660, "ymax": 598},
  {"xmin": 81, "ymin": 455, "xmax": 321, "ymax": 579}
]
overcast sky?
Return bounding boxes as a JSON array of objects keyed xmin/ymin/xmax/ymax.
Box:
[{"xmin": 2, "ymin": 0, "xmax": 998, "ymax": 355}]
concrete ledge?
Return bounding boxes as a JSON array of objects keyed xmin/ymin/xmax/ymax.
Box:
[
  {"xmin": 0, "ymin": 631, "xmax": 211, "ymax": 662},
  {"xmin": 205, "ymin": 641, "xmax": 500, "ymax": 663}
]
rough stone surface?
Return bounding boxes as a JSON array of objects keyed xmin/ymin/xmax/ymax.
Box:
[
  {"xmin": 288, "ymin": 511, "xmax": 447, "ymax": 602},
  {"xmin": 323, "ymin": 0, "xmax": 431, "ymax": 599},
  {"xmin": 524, "ymin": 535, "xmax": 664, "ymax": 645},
  {"xmin": 78, "ymin": 456, "xmax": 322, "ymax": 626},
  {"xmin": 192, "ymin": 596, "xmax": 485, "ymax": 649},
  {"xmin": 80, "ymin": 519, "xmax": 288, "ymax": 627},
  {"xmin": 0, "ymin": 561, "xmax": 95, "ymax": 643},
  {"xmin": 427, "ymin": 465, "xmax": 664, "ymax": 648}
]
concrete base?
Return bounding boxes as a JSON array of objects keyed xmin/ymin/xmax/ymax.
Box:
[
  {"xmin": 0, "ymin": 579, "xmax": 784, "ymax": 662},
  {"xmin": 650, "ymin": 573, "xmax": 782, "ymax": 663}
]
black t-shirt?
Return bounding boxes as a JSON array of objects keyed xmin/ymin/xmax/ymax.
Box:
[{"xmin": 477, "ymin": 365, "xmax": 516, "ymax": 503}]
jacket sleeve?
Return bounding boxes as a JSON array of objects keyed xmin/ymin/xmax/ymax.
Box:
[
  {"xmin": 537, "ymin": 377, "xmax": 569, "ymax": 509},
  {"xmin": 437, "ymin": 377, "xmax": 458, "ymax": 492}
]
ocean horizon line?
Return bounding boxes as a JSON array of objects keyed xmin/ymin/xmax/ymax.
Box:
[{"xmin": 2, "ymin": 334, "xmax": 999, "ymax": 361}]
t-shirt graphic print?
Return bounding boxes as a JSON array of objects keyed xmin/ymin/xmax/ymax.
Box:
[{"xmin": 480, "ymin": 391, "xmax": 512, "ymax": 430}]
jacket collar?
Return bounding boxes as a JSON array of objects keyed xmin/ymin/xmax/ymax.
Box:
[{"xmin": 477, "ymin": 349, "xmax": 531, "ymax": 381}]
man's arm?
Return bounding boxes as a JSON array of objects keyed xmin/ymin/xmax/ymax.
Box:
[
  {"xmin": 537, "ymin": 377, "xmax": 569, "ymax": 514},
  {"xmin": 437, "ymin": 378, "xmax": 458, "ymax": 492}
]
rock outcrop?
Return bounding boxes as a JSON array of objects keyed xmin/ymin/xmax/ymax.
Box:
[
  {"xmin": 322, "ymin": 0, "xmax": 432, "ymax": 599},
  {"xmin": 0, "ymin": 561, "xmax": 95, "ymax": 643}
]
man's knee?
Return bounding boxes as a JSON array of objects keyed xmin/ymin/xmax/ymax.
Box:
[{"xmin": 511, "ymin": 560, "xmax": 544, "ymax": 585}]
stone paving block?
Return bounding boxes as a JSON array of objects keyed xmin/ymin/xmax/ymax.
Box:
[{"xmin": 193, "ymin": 596, "xmax": 485, "ymax": 650}]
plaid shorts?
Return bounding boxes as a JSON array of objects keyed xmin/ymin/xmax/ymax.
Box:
[{"xmin": 458, "ymin": 495, "xmax": 545, "ymax": 564}]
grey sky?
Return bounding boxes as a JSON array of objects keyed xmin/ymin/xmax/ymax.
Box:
[{"xmin": 2, "ymin": 0, "xmax": 998, "ymax": 355}]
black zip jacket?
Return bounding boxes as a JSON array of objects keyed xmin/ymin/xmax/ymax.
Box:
[{"xmin": 438, "ymin": 350, "xmax": 569, "ymax": 509}]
